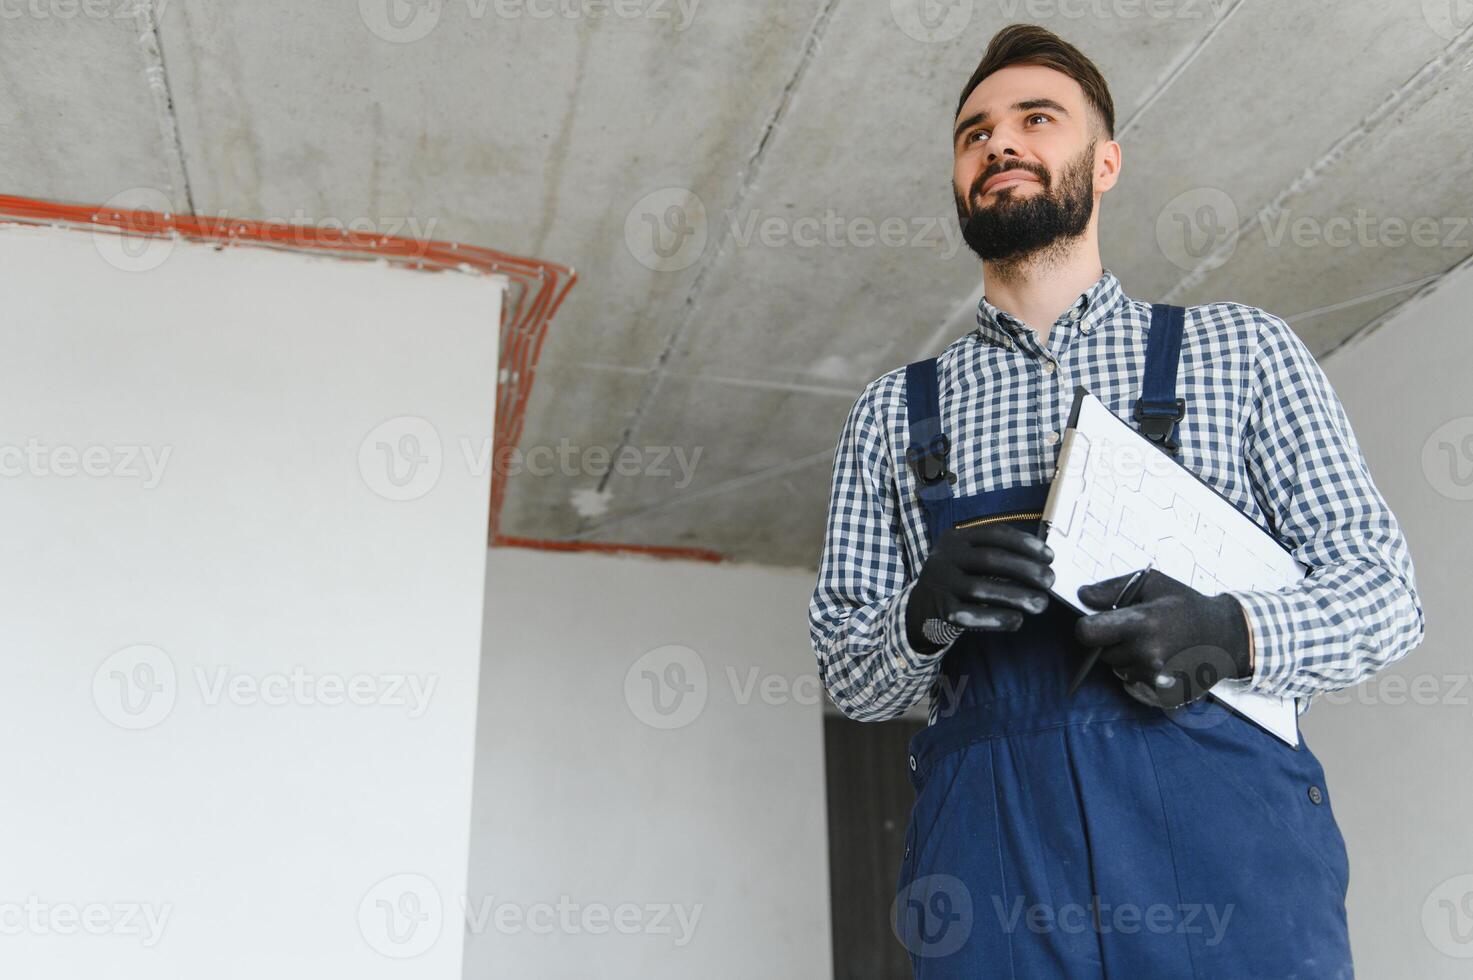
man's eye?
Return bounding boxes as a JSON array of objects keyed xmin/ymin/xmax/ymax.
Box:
[
  {"xmin": 969, "ymin": 130, "xmax": 988, "ymax": 144},
  {"xmin": 1028, "ymin": 113, "xmax": 1050, "ymax": 125}
]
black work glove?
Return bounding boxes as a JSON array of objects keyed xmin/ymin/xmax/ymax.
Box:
[
  {"xmin": 1074, "ymin": 569, "xmax": 1251, "ymax": 709},
  {"xmin": 905, "ymin": 524, "xmax": 1056, "ymax": 654}
]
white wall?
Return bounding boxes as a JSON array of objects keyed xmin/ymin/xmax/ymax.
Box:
[
  {"xmin": 0, "ymin": 225, "xmax": 499, "ymax": 979},
  {"xmin": 464, "ymin": 548, "xmax": 832, "ymax": 979},
  {"xmin": 1306, "ymin": 260, "xmax": 1473, "ymax": 977}
]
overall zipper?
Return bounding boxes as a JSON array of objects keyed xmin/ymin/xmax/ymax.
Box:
[{"xmin": 955, "ymin": 510, "xmax": 1044, "ymax": 529}]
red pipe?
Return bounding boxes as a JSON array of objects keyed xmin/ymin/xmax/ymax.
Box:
[{"xmin": 0, "ymin": 194, "xmax": 721, "ymax": 564}]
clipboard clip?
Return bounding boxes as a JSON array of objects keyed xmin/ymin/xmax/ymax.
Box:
[{"xmin": 1132, "ymin": 397, "xmax": 1185, "ymax": 455}]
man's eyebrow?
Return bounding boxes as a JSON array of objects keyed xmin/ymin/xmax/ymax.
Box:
[{"xmin": 954, "ymin": 98, "xmax": 1071, "ymax": 143}]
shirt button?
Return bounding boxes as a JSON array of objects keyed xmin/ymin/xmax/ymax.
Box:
[
  {"xmin": 1080, "ymin": 321, "xmax": 1092, "ymax": 334},
  {"xmin": 1308, "ymin": 785, "xmax": 1323, "ymax": 805},
  {"xmin": 1045, "ymin": 430, "xmax": 1059, "ymax": 446},
  {"xmin": 1042, "ymin": 361, "xmax": 1056, "ymax": 375}
]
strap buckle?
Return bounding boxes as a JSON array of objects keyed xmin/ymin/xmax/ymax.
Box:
[
  {"xmin": 1133, "ymin": 398, "xmax": 1185, "ymax": 455},
  {"xmin": 905, "ymin": 432, "xmax": 954, "ymax": 486}
]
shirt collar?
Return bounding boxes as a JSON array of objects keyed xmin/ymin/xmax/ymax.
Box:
[{"xmin": 973, "ymin": 268, "xmax": 1125, "ymax": 348}]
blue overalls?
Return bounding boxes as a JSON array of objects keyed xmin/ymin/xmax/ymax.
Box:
[{"xmin": 893, "ymin": 304, "xmax": 1356, "ymax": 979}]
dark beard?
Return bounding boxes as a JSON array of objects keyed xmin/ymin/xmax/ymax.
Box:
[{"xmin": 955, "ymin": 142, "xmax": 1096, "ymax": 263}]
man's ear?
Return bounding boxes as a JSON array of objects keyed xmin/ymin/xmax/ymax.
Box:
[{"xmin": 1094, "ymin": 139, "xmax": 1122, "ymax": 194}]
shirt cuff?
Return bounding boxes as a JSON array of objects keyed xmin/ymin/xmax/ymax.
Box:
[
  {"xmin": 1225, "ymin": 588, "xmax": 1295, "ymax": 696},
  {"xmin": 889, "ymin": 580, "xmax": 956, "ymax": 673}
]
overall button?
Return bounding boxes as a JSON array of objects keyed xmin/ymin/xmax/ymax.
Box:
[
  {"xmin": 1308, "ymin": 785, "xmax": 1324, "ymax": 805},
  {"xmin": 909, "ymin": 754, "xmax": 917, "ymax": 772}
]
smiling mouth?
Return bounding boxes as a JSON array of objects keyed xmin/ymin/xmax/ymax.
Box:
[{"xmin": 983, "ymin": 172, "xmax": 1037, "ymax": 194}]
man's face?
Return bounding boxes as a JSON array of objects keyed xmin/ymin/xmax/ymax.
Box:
[{"xmin": 951, "ymin": 64, "xmax": 1112, "ymax": 262}]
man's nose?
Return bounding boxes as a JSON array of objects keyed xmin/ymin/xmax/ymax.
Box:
[
  {"xmin": 987, "ymin": 143, "xmax": 1022, "ymax": 164},
  {"xmin": 985, "ymin": 120, "xmax": 1025, "ymax": 163}
]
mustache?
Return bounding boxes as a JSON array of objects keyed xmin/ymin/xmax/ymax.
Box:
[{"xmin": 971, "ymin": 162, "xmax": 1050, "ymax": 201}]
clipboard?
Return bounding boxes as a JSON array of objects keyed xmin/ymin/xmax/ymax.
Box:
[{"xmin": 1040, "ymin": 386, "xmax": 1303, "ymax": 748}]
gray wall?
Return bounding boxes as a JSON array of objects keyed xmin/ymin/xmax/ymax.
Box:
[{"xmin": 1308, "ymin": 259, "xmax": 1473, "ymax": 977}]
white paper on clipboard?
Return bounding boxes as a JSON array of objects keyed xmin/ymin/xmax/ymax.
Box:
[{"xmin": 1041, "ymin": 387, "xmax": 1302, "ymax": 747}]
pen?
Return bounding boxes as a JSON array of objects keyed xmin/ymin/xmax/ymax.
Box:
[{"xmin": 1066, "ymin": 561, "xmax": 1154, "ymax": 697}]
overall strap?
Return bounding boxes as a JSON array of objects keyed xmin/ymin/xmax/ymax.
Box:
[
  {"xmin": 1133, "ymin": 303, "xmax": 1187, "ymax": 455},
  {"xmin": 903, "ymin": 358, "xmax": 956, "ymax": 540}
]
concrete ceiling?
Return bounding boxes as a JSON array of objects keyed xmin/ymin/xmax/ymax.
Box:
[{"xmin": 4, "ymin": 1, "xmax": 1470, "ymax": 567}]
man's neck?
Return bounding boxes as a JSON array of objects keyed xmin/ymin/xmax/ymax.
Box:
[{"xmin": 980, "ymin": 241, "xmax": 1104, "ymax": 349}]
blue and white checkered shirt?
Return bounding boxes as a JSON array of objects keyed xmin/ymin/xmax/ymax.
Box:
[{"xmin": 809, "ymin": 269, "xmax": 1424, "ymax": 724}]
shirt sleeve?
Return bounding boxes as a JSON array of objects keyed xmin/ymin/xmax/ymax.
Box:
[
  {"xmin": 1225, "ymin": 313, "xmax": 1425, "ymax": 700},
  {"xmin": 808, "ymin": 383, "xmax": 953, "ymax": 721}
]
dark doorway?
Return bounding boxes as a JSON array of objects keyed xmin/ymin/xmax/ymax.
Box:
[{"xmin": 823, "ymin": 713, "xmax": 926, "ymax": 980}]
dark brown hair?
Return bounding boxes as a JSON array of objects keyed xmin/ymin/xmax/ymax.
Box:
[{"xmin": 956, "ymin": 24, "xmax": 1115, "ymax": 139}]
